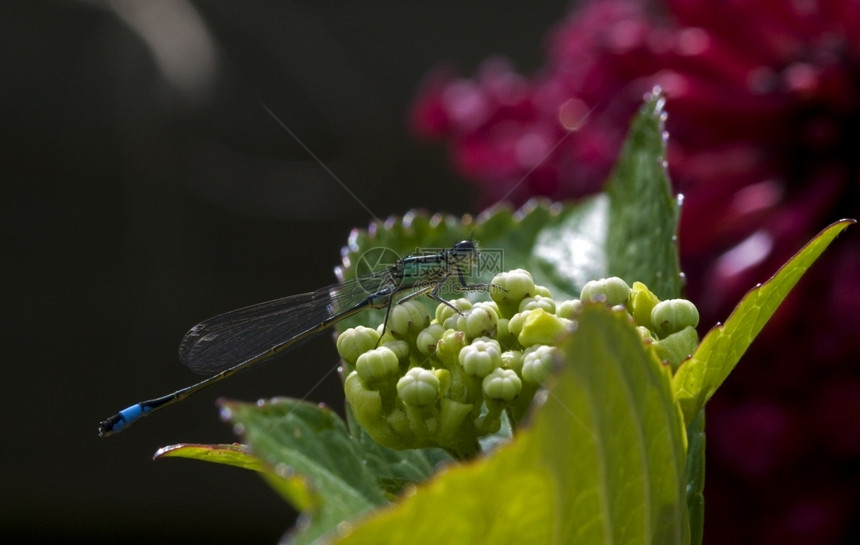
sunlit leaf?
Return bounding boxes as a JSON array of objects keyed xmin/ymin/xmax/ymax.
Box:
[
  {"xmin": 672, "ymin": 219, "xmax": 855, "ymax": 425},
  {"xmin": 154, "ymin": 442, "xmax": 317, "ymax": 512}
]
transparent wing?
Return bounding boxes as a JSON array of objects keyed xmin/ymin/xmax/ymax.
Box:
[{"xmin": 177, "ymin": 273, "xmax": 394, "ymax": 375}]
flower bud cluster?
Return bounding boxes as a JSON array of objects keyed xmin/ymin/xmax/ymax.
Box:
[
  {"xmin": 580, "ymin": 277, "xmax": 700, "ymax": 371},
  {"xmin": 338, "ymin": 269, "xmax": 699, "ymax": 458}
]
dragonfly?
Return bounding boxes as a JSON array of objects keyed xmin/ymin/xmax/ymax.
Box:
[{"xmin": 98, "ymin": 240, "xmax": 495, "ymax": 437}]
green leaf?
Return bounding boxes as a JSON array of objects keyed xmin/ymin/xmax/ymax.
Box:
[
  {"xmin": 605, "ymin": 91, "xmax": 682, "ymax": 300},
  {"xmin": 672, "ymin": 219, "xmax": 855, "ymax": 426},
  {"xmin": 336, "ymin": 201, "xmax": 590, "ymax": 332},
  {"xmin": 154, "ymin": 442, "xmax": 318, "ymax": 512},
  {"xmin": 684, "ymin": 412, "xmax": 706, "ymax": 545},
  {"xmin": 333, "ymin": 304, "xmax": 689, "ymax": 545},
  {"xmin": 219, "ymin": 398, "xmax": 389, "ymax": 545},
  {"xmin": 154, "ymin": 442, "xmax": 266, "ymax": 471}
]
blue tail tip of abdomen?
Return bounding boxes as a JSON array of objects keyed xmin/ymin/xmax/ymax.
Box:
[{"xmin": 98, "ymin": 404, "xmax": 146, "ymax": 437}]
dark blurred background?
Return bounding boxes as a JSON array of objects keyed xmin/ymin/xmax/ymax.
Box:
[{"xmin": 1, "ymin": 1, "xmax": 569, "ymax": 543}]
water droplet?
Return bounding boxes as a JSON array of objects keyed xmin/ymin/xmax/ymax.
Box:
[{"xmin": 336, "ymin": 521, "xmax": 354, "ymax": 537}]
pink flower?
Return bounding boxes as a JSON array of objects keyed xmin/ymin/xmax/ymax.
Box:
[{"xmin": 411, "ymin": 0, "xmax": 860, "ymax": 541}]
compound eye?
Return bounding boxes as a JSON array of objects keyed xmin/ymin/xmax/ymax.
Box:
[{"xmin": 453, "ymin": 240, "xmax": 475, "ymax": 253}]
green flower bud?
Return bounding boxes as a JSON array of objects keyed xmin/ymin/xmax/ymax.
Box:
[
  {"xmin": 521, "ymin": 345, "xmax": 558, "ymax": 385},
  {"xmin": 556, "ymin": 299, "xmax": 582, "ymax": 320},
  {"xmin": 436, "ymin": 398, "xmax": 476, "ymax": 456},
  {"xmin": 384, "ymin": 406, "xmax": 411, "ymax": 437},
  {"xmin": 388, "ymin": 300, "xmax": 431, "ymax": 340},
  {"xmin": 495, "ymin": 318, "xmax": 517, "ymax": 348},
  {"xmin": 650, "ymin": 298, "xmax": 700, "ymax": 337},
  {"xmin": 442, "ymin": 313, "xmax": 465, "ymax": 332},
  {"xmin": 434, "ymin": 368, "xmax": 451, "ymax": 397},
  {"xmin": 500, "ymin": 349, "xmax": 525, "ymax": 375},
  {"xmin": 397, "ymin": 368, "xmax": 441, "ymax": 407},
  {"xmin": 580, "ymin": 277, "xmax": 631, "ymax": 306},
  {"xmin": 381, "ymin": 339, "xmax": 411, "ymax": 362},
  {"xmin": 517, "ymin": 308, "xmax": 571, "ymax": 347},
  {"xmin": 628, "ymin": 281, "xmax": 660, "ymax": 329},
  {"xmin": 416, "ymin": 323, "xmax": 446, "ymax": 356},
  {"xmin": 376, "ymin": 323, "xmax": 401, "ymax": 347},
  {"xmin": 490, "ymin": 269, "xmax": 535, "ymax": 318},
  {"xmin": 458, "ymin": 337, "xmax": 502, "ymax": 377},
  {"xmin": 436, "ymin": 328, "xmax": 467, "ymax": 367},
  {"xmin": 482, "ymin": 368, "xmax": 522, "ymax": 402},
  {"xmin": 653, "ymin": 325, "xmax": 699, "ymax": 372},
  {"xmin": 636, "ymin": 325, "xmax": 655, "ymax": 341},
  {"xmin": 481, "ymin": 300, "xmax": 502, "ymax": 316},
  {"xmin": 507, "ymin": 310, "xmax": 530, "ymax": 337},
  {"xmin": 533, "ymin": 285, "xmax": 552, "ymax": 298},
  {"xmin": 518, "ymin": 295, "xmax": 556, "ymax": 314},
  {"xmin": 345, "ymin": 371, "xmax": 407, "ymax": 449},
  {"xmin": 355, "ymin": 346, "xmax": 399, "ymax": 384},
  {"xmin": 336, "ymin": 326, "xmax": 380, "ymax": 366},
  {"xmin": 464, "ymin": 302, "xmax": 500, "ymax": 339},
  {"xmin": 435, "ymin": 298, "xmax": 471, "ymax": 326}
]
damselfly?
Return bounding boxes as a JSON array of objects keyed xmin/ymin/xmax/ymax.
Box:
[{"xmin": 98, "ymin": 240, "xmax": 495, "ymax": 437}]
